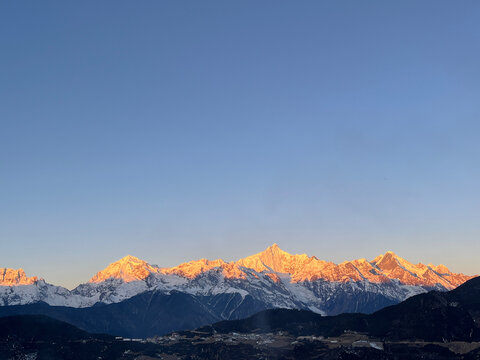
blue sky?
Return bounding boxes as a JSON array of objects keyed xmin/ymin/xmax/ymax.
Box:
[{"xmin": 1, "ymin": 1, "xmax": 479, "ymax": 288}]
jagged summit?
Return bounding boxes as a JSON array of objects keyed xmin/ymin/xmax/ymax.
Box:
[
  {"xmin": 88, "ymin": 255, "xmax": 161, "ymax": 283},
  {"xmin": 432, "ymin": 264, "xmax": 450, "ymax": 274},
  {"xmin": 236, "ymin": 243, "xmax": 315, "ymax": 276},
  {"xmin": 372, "ymin": 251, "xmax": 398, "ymax": 262},
  {"xmin": 0, "ymin": 268, "xmax": 38, "ymax": 286},
  {"xmin": 368, "ymin": 251, "xmax": 464, "ymax": 288},
  {"xmin": 118, "ymin": 255, "xmax": 143, "ymax": 263},
  {"xmin": 371, "ymin": 251, "xmax": 404, "ymax": 270},
  {"xmin": 160, "ymin": 258, "xmax": 244, "ymax": 279}
]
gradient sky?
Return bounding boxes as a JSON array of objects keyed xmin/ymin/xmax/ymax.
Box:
[{"xmin": 1, "ymin": 1, "xmax": 479, "ymax": 289}]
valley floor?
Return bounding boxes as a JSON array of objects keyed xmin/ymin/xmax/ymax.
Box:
[{"xmin": 3, "ymin": 332, "xmax": 480, "ymax": 360}]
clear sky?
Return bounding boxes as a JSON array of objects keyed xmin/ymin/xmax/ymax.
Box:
[{"xmin": 1, "ymin": 1, "xmax": 479, "ymax": 289}]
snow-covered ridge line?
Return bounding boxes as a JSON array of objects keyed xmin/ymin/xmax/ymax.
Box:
[
  {"xmin": 0, "ymin": 244, "xmax": 475, "ymax": 313},
  {"xmin": 89, "ymin": 243, "xmax": 473, "ymax": 289}
]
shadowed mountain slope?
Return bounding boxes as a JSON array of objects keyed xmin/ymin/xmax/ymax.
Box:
[
  {"xmin": 0, "ymin": 315, "xmax": 109, "ymax": 342},
  {"xmin": 198, "ymin": 276, "xmax": 480, "ymax": 342},
  {"xmin": 0, "ymin": 290, "xmax": 270, "ymax": 338}
]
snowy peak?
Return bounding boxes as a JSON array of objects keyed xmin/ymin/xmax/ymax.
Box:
[
  {"xmin": 236, "ymin": 243, "xmax": 313, "ymax": 274},
  {"xmin": 0, "ymin": 268, "xmax": 38, "ymax": 286},
  {"xmin": 368, "ymin": 251, "xmax": 471, "ymax": 289},
  {"xmin": 371, "ymin": 251, "xmax": 405, "ymax": 272},
  {"xmin": 88, "ymin": 255, "xmax": 161, "ymax": 283},
  {"xmin": 160, "ymin": 258, "xmax": 245, "ymax": 279}
]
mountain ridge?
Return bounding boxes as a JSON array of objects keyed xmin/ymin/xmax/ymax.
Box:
[
  {"xmin": 87, "ymin": 243, "xmax": 472, "ymax": 289},
  {"xmin": 0, "ymin": 267, "xmax": 39, "ymax": 286},
  {"xmin": 2, "ymin": 245, "xmax": 471, "ymax": 289},
  {"xmin": 0, "ymin": 244, "xmax": 475, "ymax": 319}
]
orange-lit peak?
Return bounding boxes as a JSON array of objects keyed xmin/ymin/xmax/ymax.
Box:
[
  {"xmin": 372, "ymin": 251, "xmax": 433, "ymax": 276},
  {"xmin": 117, "ymin": 255, "xmax": 144, "ymax": 264},
  {"xmin": 89, "ymin": 255, "xmax": 160, "ymax": 283},
  {"xmin": 428, "ymin": 263, "xmax": 450, "ymax": 274},
  {"xmin": 0, "ymin": 268, "xmax": 38, "ymax": 286},
  {"xmin": 161, "ymin": 258, "xmax": 245, "ymax": 279},
  {"xmin": 237, "ymin": 243, "xmax": 320, "ymax": 276},
  {"xmin": 371, "ymin": 251, "xmax": 402, "ymax": 268},
  {"xmin": 161, "ymin": 244, "xmax": 300, "ymax": 280},
  {"xmin": 373, "ymin": 250, "xmax": 398, "ymax": 260},
  {"xmin": 352, "ymin": 258, "xmax": 369, "ymax": 264},
  {"xmin": 366, "ymin": 251, "xmax": 475, "ymax": 288}
]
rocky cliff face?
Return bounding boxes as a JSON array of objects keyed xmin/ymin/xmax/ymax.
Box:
[{"xmin": 0, "ymin": 268, "xmax": 37, "ymax": 286}]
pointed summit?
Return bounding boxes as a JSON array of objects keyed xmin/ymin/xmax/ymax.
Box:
[
  {"xmin": 117, "ymin": 255, "xmax": 144, "ymax": 264},
  {"xmin": 237, "ymin": 244, "xmax": 311, "ymax": 274},
  {"xmin": 371, "ymin": 251, "xmax": 425, "ymax": 276},
  {"xmin": 262, "ymin": 243, "xmax": 295, "ymax": 258},
  {"xmin": 372, "ymin": 251, "xmax": 403, "ymax": 271},
  {"xmin": 373, "ymin": 250, "xmax": 398, "ymax": 260},
  {"xmin": 89, "ymin": 255, "xmax": 161, "ymax": 283},
  {"xmin": 371, "ymin": 251, "xmax": 417, "ymax": 272},
  {"xmin": 368, "ymin": 251, "xmax": 466, "ymax": 287},
  {"xmin": 263, "ymin": 243, "xmax": 289, "ymax": 257}
]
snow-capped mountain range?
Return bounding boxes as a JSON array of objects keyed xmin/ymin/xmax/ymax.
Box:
[{"xmin": 0, "ymin": 244, "xmax": 474, "ymax": 316}]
